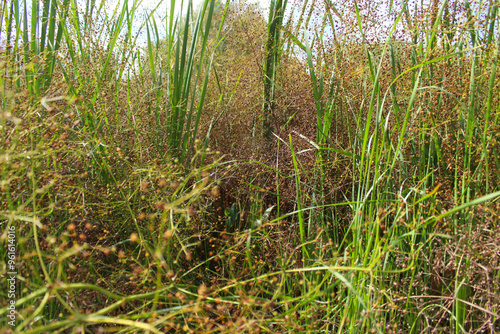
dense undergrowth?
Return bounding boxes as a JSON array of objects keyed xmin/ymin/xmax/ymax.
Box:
[{"xmin": 1, "ymin": 0, "xmax": 500, "ymax": 332}]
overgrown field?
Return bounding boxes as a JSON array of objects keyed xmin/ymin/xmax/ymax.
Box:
[{"xmin": 1, "ymin": 0, "xmax": 500, "ymax": 332}]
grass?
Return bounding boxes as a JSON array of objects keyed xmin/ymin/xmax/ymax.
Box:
[{"xmin": 1, "ymin": 0, "xmax": 500, "ymax": 332}]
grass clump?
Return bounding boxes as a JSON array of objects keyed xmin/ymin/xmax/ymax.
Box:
[{"xmin": 1, "ymin": 0, "xmax": 500, "ymax": 333}]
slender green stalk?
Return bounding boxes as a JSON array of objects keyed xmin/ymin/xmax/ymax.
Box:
[{"xmin": 263, "ymin": 0, "xmax": 287, "ymax": 142}]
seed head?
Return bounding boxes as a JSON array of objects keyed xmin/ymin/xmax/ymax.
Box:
[
  {"xmin": 130, "ymin": 233, "xmax": 139, "ymax": 243},
  {"xmin": 163, "ymin": 230, "xmax": 173, "ymax": 239}
]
